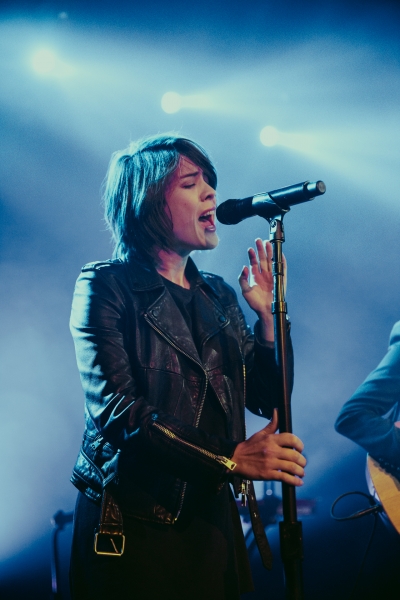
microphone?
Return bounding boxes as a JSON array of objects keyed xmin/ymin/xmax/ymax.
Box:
[{"xmin": 216, "ymin": 180, "xmax": 326, "ymax": 225}]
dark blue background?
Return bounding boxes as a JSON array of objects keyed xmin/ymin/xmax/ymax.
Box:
[{"xmin": 1, "ymin": 1, "xmax": 399, "ymax": 597}]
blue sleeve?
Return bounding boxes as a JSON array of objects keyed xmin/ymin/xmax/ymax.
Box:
[{"xmin": 335, "ymin": 322, "xmax": 400, "ymax": 470}]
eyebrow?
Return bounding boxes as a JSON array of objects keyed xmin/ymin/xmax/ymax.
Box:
[{"xmin": 179, "ymin": 169, "xmax": 200, "ymax": 180}]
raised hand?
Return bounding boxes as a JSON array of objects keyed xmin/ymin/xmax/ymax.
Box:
[{"xmin": 238, "ymin": 239, "xmax": 287, "ymax": 342}]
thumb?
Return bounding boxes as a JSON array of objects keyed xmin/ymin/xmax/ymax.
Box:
[{"xmin": 264, "ymin": 408, "xmax": 278, "ymax": 434}]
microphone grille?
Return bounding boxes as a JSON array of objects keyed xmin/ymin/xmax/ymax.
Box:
[{"xmin": 216, "ymin": 197, "xmax": 254, "ymax": 225}]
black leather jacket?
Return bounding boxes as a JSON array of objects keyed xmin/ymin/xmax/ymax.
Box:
[{"xmin": 70, "ymin": 256, "xmax": 290, "ymax": 525}]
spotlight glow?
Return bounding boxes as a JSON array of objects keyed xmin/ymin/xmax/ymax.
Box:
[
  {"xmin": 31, "ymin": 48, "xmax": 75, "ymax": 78},
  {"xmin": 184, "ymin": 94, "xmax": 212, "ymax": 110},
  {"xmin": 260, "ymin": 125, "xmax": 280, "ymax": 147},
  {"xmin": 161, "ymin": 92, "xmax": 212, "ymax": 113},
  {"xmin": 32, "ymin": 49, "xmax": 58, "ymax": 75},
  {"xmin": 161, "ymin": 92, "xmax": 182, "ymax": 114}
]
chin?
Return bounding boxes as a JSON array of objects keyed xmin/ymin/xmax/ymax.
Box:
[
  {"xmin": 205, "ymin": 232, "xmax": 219, "ymax": 249},
  {"xmin": 204, "ymin": 239, "xmax": 219, "ymax": 251}
]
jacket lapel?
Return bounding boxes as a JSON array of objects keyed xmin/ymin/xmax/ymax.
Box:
[
  {"xmin": 192, "ymin": 287, "xmax": 230, "ymax": 352},
  {"xmin": 145, "ymin": 288, "xmax": 201, "ymax": 365},
  {"xmin": 126, "ymin": 256, "xmax": 230, "ymax": 366}
]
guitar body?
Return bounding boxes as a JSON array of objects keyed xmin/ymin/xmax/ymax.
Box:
[{"xmin": 367, "ymin": 455, "xmax": 400, "ymax": 534}]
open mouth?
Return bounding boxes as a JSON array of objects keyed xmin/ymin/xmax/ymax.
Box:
[{"xmin": 198, "ymin": 209, "xmax": 215, "ymax": 227}]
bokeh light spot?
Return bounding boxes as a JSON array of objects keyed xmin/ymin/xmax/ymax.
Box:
[
  {"xmin": 161, "ymin": 92, "xmax": 182, "ymax": 113},
  {"xmin": 32, "ymin": 49, "xmax": 58, "ymax": 75},
  {"xmin": 260, "ymin": 125, "xmax": 280, "ymax": 147}
]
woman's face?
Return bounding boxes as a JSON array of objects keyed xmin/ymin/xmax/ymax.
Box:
[{"xmin": 164, "ymin": 156, "xmax": 218, "ymax": 255}]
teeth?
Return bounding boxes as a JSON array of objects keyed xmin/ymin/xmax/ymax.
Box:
[{"xmin": 199, "ymin": 211, "xmax": 213, "ymax": 222}]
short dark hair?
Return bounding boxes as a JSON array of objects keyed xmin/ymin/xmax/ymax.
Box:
[{"xmin": 103, "ymin": 133, "xmax": 217, "ymax": 264}]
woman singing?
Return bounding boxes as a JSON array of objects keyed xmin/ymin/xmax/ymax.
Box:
[{"xmin": 69, "ymin": 134, "xmax": 306, "ymax": 599}]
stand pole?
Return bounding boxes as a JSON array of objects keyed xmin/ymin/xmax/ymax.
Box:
[{"xmin": 269, "ymin": 215, "xmax": 304, "ymax": 600}]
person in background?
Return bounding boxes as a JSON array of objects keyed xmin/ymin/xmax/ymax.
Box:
[
  {"xmin": 335, "ymin": 321, "xmax": 400, "ymax": 533},
  {"xmin": 335, "ymin": 322, "xmax": 400, "ymax": 474},
  {"xmin": 69, "ymin": 134, "xmax": 306, "ymax": 600}
]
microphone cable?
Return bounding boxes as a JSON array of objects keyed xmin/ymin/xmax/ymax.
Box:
[{"xmin": 330, "ymin": 491, "xmax": 382, "ymax": 600}]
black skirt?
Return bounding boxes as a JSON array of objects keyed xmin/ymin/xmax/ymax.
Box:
[{"xmin": 70, "ymin": 482, "xmax": 253, "ymax": 600}]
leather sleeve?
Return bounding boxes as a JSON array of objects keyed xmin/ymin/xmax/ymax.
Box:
[
  {"xmin": 335, "ymin": 322, "xmax": 400, "ymax": 470},
  {"xmin": 219, "ymin": 282, "xmax": 293, "ymax": 419},
  {"xmin": 247, "ymin": 318, "xmax": 294, "ymax": 418},
  {"xmin": 70, "ymin": 265, "xmax": 237, "ymax": 489}
]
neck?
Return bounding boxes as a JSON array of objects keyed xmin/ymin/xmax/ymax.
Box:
[{"xmin": 156, "ymin": 249, "xmax": 190, "ymax": 288}]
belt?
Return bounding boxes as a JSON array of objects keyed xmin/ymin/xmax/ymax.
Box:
[
  {"xmin": 247, "ymin": 480, "xmax": 273, "ymax": 570},
  {"xmin": 94, "ymin": 489, "xmax": 125, "ymax": 557}
]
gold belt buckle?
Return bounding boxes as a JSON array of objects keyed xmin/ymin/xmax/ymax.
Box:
[{"xmin": 94, "ymin": 532, "xmax": 125, "ymax": 556}]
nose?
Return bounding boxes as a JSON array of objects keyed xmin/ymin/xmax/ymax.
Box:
[{"xmin": 201, "ymin": 179, "xmax": 216, "ymax": 203}]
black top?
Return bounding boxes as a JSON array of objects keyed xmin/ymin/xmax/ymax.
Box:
[
  {"xmin": 161, "ymin": 275, "xmax": 253, "ymax": 596},
  {"xmin": 162, "ymin": 277, "xmax": 228, "ymax": 437}
]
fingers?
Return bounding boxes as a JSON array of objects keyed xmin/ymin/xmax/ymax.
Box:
[
  {"xmin": 262, "ymin": 449, "xmax": 306, "ymax": 486},
  {"xmin": 275, "ymin": 432, "xmax": 305, "ymax": 454},
  {"xmin": 247, "ymin": 247, "xmax": 259, "ymax": 270},
  {"xmin": 246, "ymin": 239, "xmax": 285, "ymax": 277},
  {"xmin": 258, "ymin": 443, "xmax": 306, "ymax": 468},
  {"xmin": 259, "ymin": 429, "xmax": 306, "ymax": 484},
  {"xmin": 274, "ymin": 447, "xmax": 307, "ymax": 470},
  {"xmin": 264, "ymin": 242, "xmax": 273, "ymax": 271},
  {"xmin": 252, "ymin": 239, "xmax": 287, "ymax": 294},
  {"xmin": 273, "ymin": 471, "xmax": 304, "ymax": 487},
  {"xmin": 251, "ymin": 238, "xmax": 272, "ymax": 272},
  {"xmin": 238, "ymin": 265, "xmax": 252, "ymax": 294},
  {"xmin": 246, "ymin": 239, "xmax": 272, "ymax": 272},
  {"xmin": 255, "ymin": 238, "xmax": 270, "ymax": 272},
  {"xmin": 261, "ymin": 423, "xmax": 304, "ymax": 455},
  {"xmin": 268, "ymin": 457, "xmax": 305, "ymax": 479}
]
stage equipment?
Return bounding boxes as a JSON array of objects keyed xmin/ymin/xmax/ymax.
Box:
[
  {"xmin": 217, "ymin": 179, "xmax": 326, "ymax": 600},
  {"xmin": 51, "ymin": 509, "xmax": 73, "ymax": 599}
]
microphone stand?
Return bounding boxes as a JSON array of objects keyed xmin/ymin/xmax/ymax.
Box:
[
  {"xmin": 217, "ymin": 180, "xmax": 326, "ymax": 596},
  {"xmin": 268, "ymin": 211, "xmax": 304, "ymax": 600}
]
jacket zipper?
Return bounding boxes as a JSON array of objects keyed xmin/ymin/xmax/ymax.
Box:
[
  {"xmin": 242, "ymin": 359, "xmax": 247, "ymax": 420},
  {"xmin": 152, "ymin": 421, "xmax": 237, "ymax": 471},
  {"xmin": 240, "ymin": 353, "xmax": 250, "ymax": 506}
]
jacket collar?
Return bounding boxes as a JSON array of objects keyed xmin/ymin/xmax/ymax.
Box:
[
  {"xmin": 124, "ymin": 255, "xmax": 217, "ymax": 298},
  {"xmin": 125, "ymin": 256, "xmax": 229, "ymax": 366}
]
